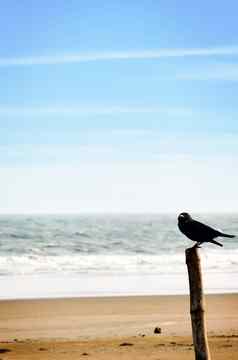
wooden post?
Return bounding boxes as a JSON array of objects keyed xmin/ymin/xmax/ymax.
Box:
[{"xmin": 185, "ymin": 246, "xmax": 211, "ymax": 360}]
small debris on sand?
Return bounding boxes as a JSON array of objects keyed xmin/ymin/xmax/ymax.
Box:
[
  {"xmin": 0, "ymin": 349, "xmax": 11, "ymax": 353},
  {"xmin": 154, "ymin": 327, "xmax": 162, "ymax": 334},
  {"xmin": 119, "ymin": 342, "xmax": 134, "ymax": 346}
]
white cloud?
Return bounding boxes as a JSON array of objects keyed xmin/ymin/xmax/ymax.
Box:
[
  {"xmin": 0, "ymin": 46, "xmax": 238, "ymax": 67},
  {"xmin": 177, "ymin": 63, "xmax": 238, "ymax": 81},
  {"xmin": 0, "ymin": 105, "xmax": 192, "ymax": 117}
]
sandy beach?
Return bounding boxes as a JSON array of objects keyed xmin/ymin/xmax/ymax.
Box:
[{"xmin": 0, "ymin": 293, "xmax": 237, "ymax": 359}]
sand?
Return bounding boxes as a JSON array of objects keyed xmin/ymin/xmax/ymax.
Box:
[{"xmin": 0, "ymin": 294, "xmax": 237, "ymax": 359}]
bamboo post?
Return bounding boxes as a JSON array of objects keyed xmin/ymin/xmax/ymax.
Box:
[{"xmin": 185, "ymin": 246, "xmax": 211, "ymax": 360}]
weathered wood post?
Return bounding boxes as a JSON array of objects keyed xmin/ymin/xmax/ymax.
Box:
[{"xmin": 185, "ymin": 246, "xmax": 211, "ymax": 360}]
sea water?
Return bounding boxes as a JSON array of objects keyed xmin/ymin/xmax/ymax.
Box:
[{"xmin": 0, "ymin": 213, "xmax": 237, "ymax": 299}]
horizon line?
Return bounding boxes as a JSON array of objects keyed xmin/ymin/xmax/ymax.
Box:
[{"xmin": 1, "ymin": 46, "xmax": 238, "ymax": 67}]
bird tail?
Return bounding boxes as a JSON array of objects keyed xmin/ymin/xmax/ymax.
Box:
[
  {"xmin": 219, "ymin": 233, "xmax": 235, "ymax": 238},
  {"xmin": 210, "ymin": 239, "xmax": 223, "ymax": 247}
]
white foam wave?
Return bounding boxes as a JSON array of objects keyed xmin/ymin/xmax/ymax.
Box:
[{"xmin": 0, "ymin": 249, "xmax": 237, "ymax": 276}]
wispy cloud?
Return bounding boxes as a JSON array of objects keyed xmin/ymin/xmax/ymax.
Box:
[
  {"xmin": 1, "ymin": 46, "xmax": 238, "ymax": 67},
  {"xmin": 177, "ymin": 63, "xmax": 238, "ymax": 81},
  {"xmin": 0, "ymin": 105, "xmax": 192, "ymax": 117}
]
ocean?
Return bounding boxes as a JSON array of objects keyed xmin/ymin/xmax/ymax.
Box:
[{"xmin": 0, "ymin": 213, "xmax": 237, "ymax": 299}]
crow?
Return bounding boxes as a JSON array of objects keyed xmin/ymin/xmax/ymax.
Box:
[{"xmin": 178, "ymin": 212, "xmax": 235, "ymax": 247}]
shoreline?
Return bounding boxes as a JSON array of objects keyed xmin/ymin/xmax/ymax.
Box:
[
  {"xmin": 0, "ymin": 272, "xmax": 237, "ymax": 300},
  {"xmin": 0, "ymin": 290, "xmax": 238, "ymax": 303}
]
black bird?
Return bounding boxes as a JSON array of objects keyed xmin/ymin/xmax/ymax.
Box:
[{"xmin": 178, "ymin": 212, "xmax": 235, "ymax": 247}]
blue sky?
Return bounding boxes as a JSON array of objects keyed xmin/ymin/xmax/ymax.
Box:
[{"xmin": 1, "ymin": 1, "xmax": 238, "ymax": 213}]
